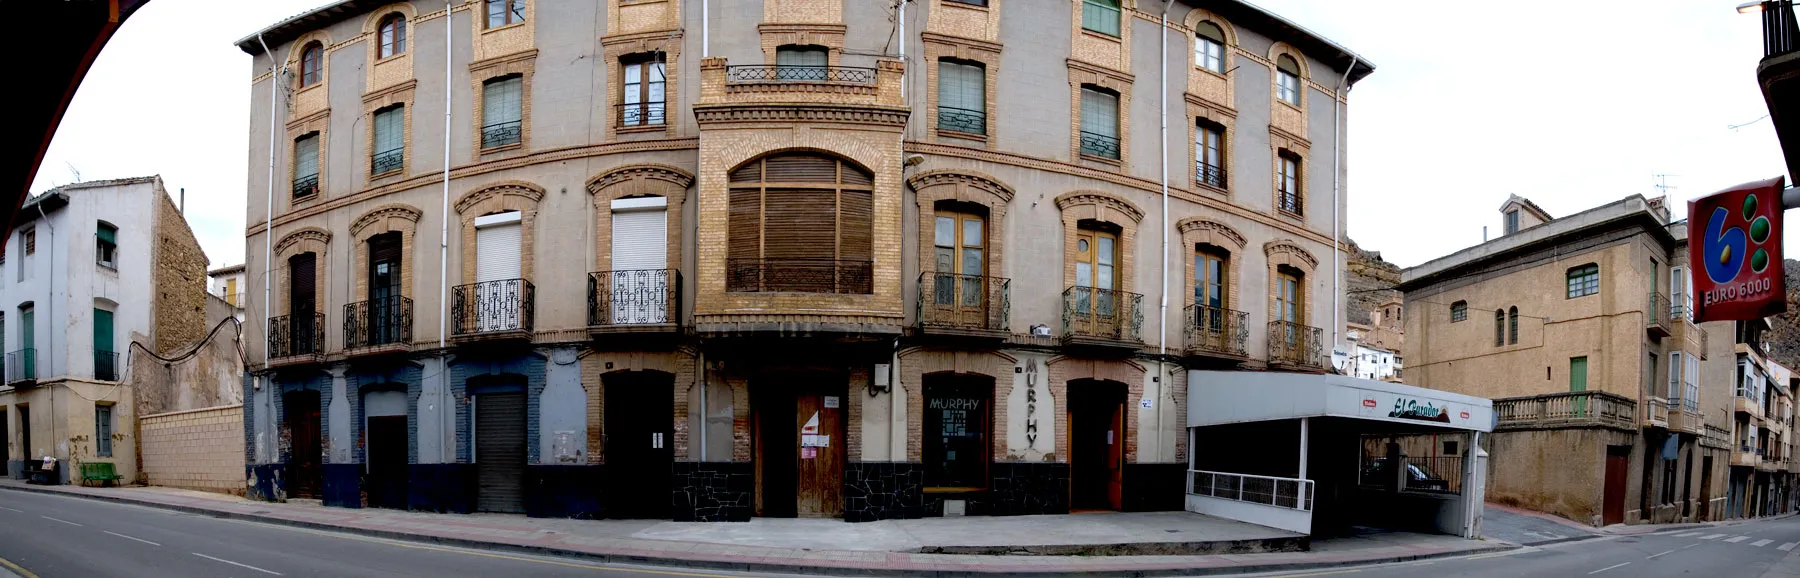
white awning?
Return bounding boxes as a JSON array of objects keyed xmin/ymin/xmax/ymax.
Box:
[{"xmin": 1188, "ymin": 371, "xmax": 1494, "ymax": 433}]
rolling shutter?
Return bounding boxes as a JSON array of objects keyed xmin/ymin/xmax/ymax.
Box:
[
  {"xmin": 839, "ymin": 190, "xmax": 872, "ymax": 262},
  {"xmin": 728, "ymin": 189, "xmax": 761, "ymax": 261},
  {"xmin": 610, "ymin": 199, "xmax": 667, "ymax": 272},
  {"xmin": 474, "ymin": 213, "xmax": 522, "ymax": 283},
  {"xmin": 763, "ymin": 189, "xmax": 835, "ymax": 260},
  {"xmin": 475, "ymin": 392, "xmax": 526, "ymax": 513},
  {"xmin": 290, "ymin": 253, "xmax": 316, "ymax": 313}
]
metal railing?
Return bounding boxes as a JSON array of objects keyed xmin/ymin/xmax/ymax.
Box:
[
  {"xmin": 5, "ymin": 349, "xmax": 34, "ymax": 383},
  {"xmin": 1278, "ymin": 190, "xmax": 1303, "ymax": 215},
  {"xmin": 481, "ymin": 120, "xmax": 522, "ymax": 148},
  {"xmin": 1757, "ymin": 0, "xmax": 1799, "ymax": 58},
  {"xmin": 268, "ymin": 312, "xmax": 325, "ymax": 359},
  {"xmin": 725, "ymin": 65, "xmax": 876, "ymax": 84},
  {"xmin": 937, "ymin": 105, "xmax": 986, "ymax": 135},
  {"xmin": 372, "ymin": 148, "xmax": 404, "ymax": 175},
  {"xmin": 1187, "ymin": 469, "xmax": 1315, "ymax": 511},
  {"xmin": 588, "ymin": 269, "xmax": 681, "ymax": 327},
  {"xmin": 452, "ymin": 279, "xmax": 535, "ymax": 336},
  {"xmin": 917, "ymin": 273, "xmax": 1010, "ymax": 333},
  {"xmin": 94, "ymin": 351, "xmax": 119, "ymax": 381},
  {"xmin": 1356, "ymin": 454, "xmax": 1463, "ymax": 494},
  {"xmin": 1079, "ymin": 131, "xmax": 1121, "ymax": 159},
  {"xmin": 1196, "ymin": 161, "xmax": 1226, "ymax": 189},
  {"xmin": 1184, "ymin": 304, "xmax": 1248, "ymax": 358},
  {"xmin": 1493, "ymin": 390, "xmax": 1636, "ymax": 430},
  {"xmin": 344, "ymin": 295, "xmax": 413, "ymax": 349},
  {"xmin": 1648, "ymin": 292, "xmax": 1671, "ymax": 331},
  {"xmin": 1061, "ymin": 286, "xmax": 1144, "ymax": 343},
  {"xmin": 292, "ymin": 173, "xmax": 320, "ymax": 199},
  {"xmin": 617, "ymin": 101, "xmax": 666, "ymax": 127},
  {"xmin": 726, "ymin": 258, "xmax": 873, "ymax": 294},
  {"xmin": 1268, "ymin": 320, "xmax": 1324, "ymax": 369}
]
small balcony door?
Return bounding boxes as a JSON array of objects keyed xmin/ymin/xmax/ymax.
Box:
[
  {"xmin": 290, "ymin": 253, "xmax": 316, "ymax": 352},
  {"xmin": 1075, "ymin": 229, "xmax": 1118, "ymax": 322},
  {"xmin": 1276, "ymin": 268, "xmax": 1302, "ymax": 347},
  {"xmin": 369, "ymin": 233, "xmax": 402, "ymax": 344},
  {"xmin": 933, "ymin": 210, "xmax": 986, "ymax": 319},
  {"xmin": 610, "ymin": 197, "xmax": 669, "ymax": 324},
  {"xmin": 474, "ymin": 211, "xmax": 523, "ymax": 332},
  {"xmin": 20, "ymin": 307, "xmax": 33, "ymax": 378},
  {"xmin": 1195, "ymin": 249, "xmax": 1227, "ymax": 334}
]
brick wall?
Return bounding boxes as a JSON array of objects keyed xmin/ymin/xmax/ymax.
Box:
[{"xmin": 140, "ymin": 405, "xmax": 247, "ymax": 495}]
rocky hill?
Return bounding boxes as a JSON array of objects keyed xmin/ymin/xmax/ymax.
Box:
[
  {"xmin": 1345, "ymin": 237, "xmax": 1401, "ymax": 326},
  {"xmin": 1767, "ymin": 259, "xmax": 1800, "ymax": 369}
]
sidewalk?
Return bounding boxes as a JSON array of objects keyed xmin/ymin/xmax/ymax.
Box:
[{"xmin": 0, "ymin": 480, "xmax": 1514, "ymax": 576}]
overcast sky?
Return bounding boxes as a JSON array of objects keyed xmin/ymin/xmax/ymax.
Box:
[{"xmin": 29, "ymin": 0, "xmax": 1791, "ymax": 270}]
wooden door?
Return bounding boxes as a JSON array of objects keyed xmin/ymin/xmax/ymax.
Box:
[
  {"xmin": 1106, "ymin": 401, "xmax": 1123, "ymax": 510},
  {"xmin": 794, "ymin": 389, "xmax": 844, "ymax": 518},
  {"xmin": 1075, "ymin": 229, "xmax": 1119, "ymax": 332},
  {"xmin": 753, "ymin": 387, "xmax": 798, "ymax": 517},
  {"xmin": 1069, "ymin": 382, "xmax": 1125, "ymax": 511},
  {"xmin": 932, "ymin": 210, "xmax": 987, "ymax": 322},
  {"xmin": 1604, "ymin": 446, "xmax": 1628, "ymax": 525},
  {"xmin": 366, "ymin": 416, "xmax": 407, "ymax": 509},
  {"xmin": 289, "ymin": 254, "xmax": 316, "ymax": 352},
  {"xmin": 1570, "ymin": 357, "xmax": 1590, "ymax": 416},
  {"xmin": 284, "ymin": 391, "xmax": 322, "ymax": 499}
]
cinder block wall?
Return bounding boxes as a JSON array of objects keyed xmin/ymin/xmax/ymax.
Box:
[{"xmin": 139, "ymin": 405, "xmax": 246, "ymax": 495}]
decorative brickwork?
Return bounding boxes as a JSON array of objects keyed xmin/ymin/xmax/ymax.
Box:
[
  {"xmin": 1053, "ymin": 191, "xmax": 1142, "ymax": 294},
  {"xmin": 1178, "ymin": 217, "xmax": 1246, "ymax": 315},
  {"xmin": 1181, "ymin": 8, "xmax": 1237, "ymax": 111},
  {"xmin": 285, "ymin": 30, "xmax": 334, "ymax": 121},
  {"xmin": 1066, "ymin": 59, "xmax": 1134, "ymax": 166},
  {"xmin": 1264, "ymin": 240, "xmax": 1318, "ymax": 327},
  {"xmin": 586, "ymin": 164, "xmax": 693, "ymax": 274},
  {"xmin": 1185, "ymin": 94, "xmax": 1238, "ymax": 197},
  {"xmin": 469, "ymin": 50, "xmax": 538, "ymax": 159},
  {"xmin": 361, "ymin": 80, "xmax": 416, "ymax": 185},
  {"xmin": 349, "ymin": 204, "xmax": 422, "ymax": 307},
  {"xmin": 926, "ymin": 0, "xmax": 1002, "ymax": 43},
  {"xmin": 1266, "ymin": 41, "xmax": 1310, "ymax": 140},
  {"xmin": 1068, "ymin": 0, "xmax": 1134, "ymax": 73},
  {"xmin": 609, "ymin": 0, "xmax": 682, "ymax": 36},
  {"xmin": 922, "ymin": 33, "xmax": 1001, "ymax": 149},
  {"xmin": 273, "ymin": 227, "xmax": 332, "ymax": 319},
  {"xmin": 909, "ymin": 169, "xmax": 1013, "ymax": 280},
  {"xmin": 898, "ymin": 347, "xmax": 1015, "ymax": 463},
  {"xmin": 454, "ymin": 181, "xmax": 544, "ymax": 284},
  {"xmin": 601, "ymin": 32, "xmax": 683, "ymax": 140},
  {"xmin": 1045, "ymin": 356, "xmax": 1146, "ymax": 463},
  {"xmin": 362, "ymin": 4, "xmax": 418, "ymax": 94}
]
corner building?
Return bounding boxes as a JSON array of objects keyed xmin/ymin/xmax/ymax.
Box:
[{"xmin": 236, "ymin": 0, "xmax": 1369, "ymax": 521}]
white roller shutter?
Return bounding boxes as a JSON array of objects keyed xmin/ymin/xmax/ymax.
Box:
[
  {"xmin": 474, "ymin": 212, "xmax": 522, "ymax": 331},
  {"xmin": 611, "ymin": 198, "xmax": 668, "ymax": 324}
]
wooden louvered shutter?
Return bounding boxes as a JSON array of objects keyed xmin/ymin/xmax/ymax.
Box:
[
  {"xmin": 765, "ymin": 154, "xmax": 838, "ymax": 183},
  {"xmin": 765, "ymin": 189, "xmax": 835, "ymax": 292},
  {"xmin": 838, "ymin": 189, "xmax": 873, "ymax": 294}
]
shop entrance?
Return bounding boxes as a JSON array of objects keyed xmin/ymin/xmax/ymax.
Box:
[
  {"xmin": 604, "ymin": 371, "xmax": 674, "ymax": 518},
  {"xmin": 363, "ymin": 387, "xmax": 408, "ymax": 510},
  {"xmin": 473, "ymin": 378, "xmax": 527, "ymax": 514},
  {"xmin": 1069, "ymin": 379, "xmax": 1126, "ymax": 511},
  {"xmin": 753, "ymin": 376, "xmax": 846, "ymax": 518},
  {"xmin": 283, "ymin": 390, "xmax": 322, "ymax": 499}
]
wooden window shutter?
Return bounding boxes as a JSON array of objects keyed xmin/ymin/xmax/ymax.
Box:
[
  {"xmin": 763, "ymin": 188, "xmax": 835, "ymax": 260},
  {"xmin": 841, "ymin": 163, "xmax": 873, "ymax": 187},
  {"xmin": 764, "ymin": 154, "xmax": 837, "ymax": 183},
  {"xmin": 728, "ymin": 188, "xmax": 761, "ymax": 261},
  {"xmin": 839, "ymin": 189, "xmax": 872, "ymax": 261},
  {"xmin": 729, "ymin": 160, "xmax": 762, "ymax": 184}
]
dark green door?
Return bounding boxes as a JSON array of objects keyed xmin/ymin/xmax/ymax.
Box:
[
  {"xmin": 1570, "ymin": 356, "xmax": 1589, "ymax": 416},
  {"xmin": 93, "ymin": 309, "xmax": 114, "ymax": 380},
  {"xmin": 21, "ymin": 309, "xmax": 34, "ymax": 379}
]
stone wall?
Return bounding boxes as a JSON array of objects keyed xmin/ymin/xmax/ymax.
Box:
[
  {"xmin": 139, "ymin": 405, "xmax": 246, "ymax": 494},
  {"xmin": 131, "ymin": 306, "xmax": 242, "ymax": 417},
  {"xmin": 1766, "ymin": 259, "xmax": 1800, "ymax": 369},
  {"xmin": 150, "ymin": 187, "xmax": 209, "ymax": 355},
  {"xmin": 1345, "ymin": 237, "xmax": 1400, "ymax": 327}
]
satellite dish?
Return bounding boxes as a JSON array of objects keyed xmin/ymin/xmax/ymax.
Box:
[{"xmin": 1332, "ymin": 346, "xmax": 1350, "ymax": 371}]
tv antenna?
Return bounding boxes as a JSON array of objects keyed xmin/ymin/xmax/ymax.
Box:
[{"xmin": 1653, "ymin": 174, "xmax": 1679, "ymax": 197}]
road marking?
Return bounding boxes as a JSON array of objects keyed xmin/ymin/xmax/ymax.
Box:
[
  {"xmin": 0, "ymin": 556, "xmax": 39, "ymax": 578},
  {"xmin": 1263, "ymin": 570, "xmax": 1361, "ymax": 578},
  {"xmin": 1701, "ymin": 534, "xmax": 1728, "ymax": 540},
  {"xmin": 1646, "ymin": 549, "xmax": 1676, "ymax": 559},
  {"xmin": 1725, "ymin": 536, "xmax": 1750, "ymax": 543},
  {"xmin": 1782, "ymin": 542, "xmax": 1798, "ymax": 552},
  {"xmin": 104, "ymin": 530, "xmax": 161, "ymax": 546},
  {"xmin": 191, "ymin": 553, "xmax": 282, "ymax": 576},
  {"xmin": 39, "ymin": 516, "xmax": 81, "ymax": 527},
  {"xmin": 1684, "ymin": 543, "xmax": 1704, "ymax": 549},
  {"xmin": 0, "ymin": 507, "xmax": 22, "ymax": 513},
  {"xmin": 1673, "ymin": 532, "xmax": 1702, "ymax": 537},
  {"xmin": 1753, "ymin": 539, "xmax": 1775, "ymax": 547},
  {"xmin": 1589, "ymin": 562, "xmax": 1630, "ymax": 575}
]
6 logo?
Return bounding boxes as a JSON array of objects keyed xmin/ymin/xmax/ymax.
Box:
[{"xmin": 1702, "ymin": 192, "xmax": 1773, "ymax": 284}]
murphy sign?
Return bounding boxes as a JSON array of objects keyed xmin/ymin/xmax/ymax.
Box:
[{"xmin": 1689, "ymin": 177, "xmax": 1788, "ymax": 323}]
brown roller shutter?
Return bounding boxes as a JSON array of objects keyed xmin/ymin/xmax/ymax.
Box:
[
  {"xmin": 840, "ymin": 164, "xmax": 873, "ymax": 187},
  {"xmin": 765, "ymin": 188, "xmax": 836, "ymax": 292},
  {"xmin": 289, "ymin": 253, "xmax": 316, "ymax": 314},
  {"xmin": 728, "ymin": 189, "xmax": 762, "ymax": 260},
  {"xmin": 729, "ymin": 160, "xmax": 762, "ymax": 184},
  {"xmin": 839, "ymin": 190, "xmax": 872, "ymax": 261},
  {"xmin": 764, "ymin": 154, "xmax": 838, "ymax": 183}
]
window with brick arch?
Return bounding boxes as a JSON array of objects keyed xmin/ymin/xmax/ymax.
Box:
[
  {"xmin": 300, "ymin": 42, "xmax": 323, "ymax": 87},
  {"xmin": 727, "ymin": 152, "xmax": 874, "ymax": 294},
  {"xmin": 378, "ymin": 14, "xmax": 407, "ymax": 58}
]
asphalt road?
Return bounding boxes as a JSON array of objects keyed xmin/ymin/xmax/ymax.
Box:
[
  {"xmin": 1252, "ymin": 515, "xmax": 1800, "ymax": 578},
  {"xmin": 0, "ymin": 489, "xmax": 790, "ymax": 578}
]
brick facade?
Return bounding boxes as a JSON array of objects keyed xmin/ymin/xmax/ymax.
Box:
[{"xmin": 140, "ymin": 405, "xmax": 247, "ymax": 494}]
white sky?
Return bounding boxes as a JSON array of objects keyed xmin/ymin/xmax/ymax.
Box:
[{"xmin": 29, "ymin": 0, "xmax": 1792, "ymax": 270}]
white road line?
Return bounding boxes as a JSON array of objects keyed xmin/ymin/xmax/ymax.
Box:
[
  {"xmin": 1673, "ymin": 532, "xmax": 1703, "ymax": 537},
  {"xmin": 1646, "ymin": 549, "xmax": 1676, "ymax": 559},
  {"xmin": 0, "ymin": 507, "xmax": 21, "ymax": 513},
  {"xmin": 1684, "ymin": 543, "xmax": 1704, "ymax": 549},
  {"xmin": 1701, "ymin": 533, "xmax": 1728, "ymax": 540},
  {"xmin": 1752, "ymin": 539, "xmax": 1775, "ymax": 547},
  {"xmin": 103, "ymin": 531, "xmax": 161, "ymax": 547},
  {"xmin": 1725, "ymin": 536, "xmax": 1751, "ymax": 543},
  {"xmin": 1782, "ymin": 542, "xmax": 1799, "ymax": 552},
  {"xmin": 191, "ymin": 553, "xmax": 282, "ymax": 576},
  {"xmin": 1589, "ymin": 562, "xmax": 1630, "ymax": 575},
  {"xmin": 39, "ymin": 516, "xmax": 81, "ymax": 527}
]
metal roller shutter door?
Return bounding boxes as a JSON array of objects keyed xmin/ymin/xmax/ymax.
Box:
[{"xmin": 475, "ymin": 392, "xmax": 527, "ymax": 513}]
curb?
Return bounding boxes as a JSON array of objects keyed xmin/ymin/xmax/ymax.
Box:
[{"xmin": 0, "ymin": 484, "xmax": 1518, "ymax": 577}]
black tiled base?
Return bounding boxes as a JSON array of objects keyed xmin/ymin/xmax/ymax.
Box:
[
  {"xmin": 672, "ymin": 462, "xmax": 752, "ymax": 522},
  {"xmin": 844, "ymin": 462, "xmax": 924, "ymax": 522}
]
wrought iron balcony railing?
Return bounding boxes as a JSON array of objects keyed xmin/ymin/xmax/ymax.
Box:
[
  {"xmin": 617, "ymin": 101, "xmax": 667, "ymax": 127},
  {"xmin": 937, "ymin": 105, "xmax": 987, "ymax": 136},
  {"xmin": 481, "ymin": 120, "xmax": 522, "ymax": 149},
  {"xmin": 1278, "ymin": 190, "xmax": 1303, "ymax": 216},
  {"xmin": 1061, "ymin": 286, "xmax": 1144, "ymax": 343},
  {"xmin": 725, "ymin": 65, "xmax": 876, "ymax": 84},
  {"xmin": 344, "ymin": 295, "xmax": 413, "ymax": 350},
  {"xmin": 5, "ymin": 349, "xmax": 35, "ymax": 383},
  {"xmin": 453, "ymin": 279, "xmax": 535, "ymax": 336},
  {"xmin": 268, "ymin": 312, "xmax": 325, "ymax": 359},
  {"xmin": 1184, "ymin": 304, "xmax": 1249, "ymax": 358},
  {"xmin": 1267, "ymin": 320, "xmax": 1324, "ymax": 369},
  {"xmin": 292, "ymin": 173, "xmax": 320, "ymax": 199},
  {"xmin": 727, "ymin": 258, "xmax": 873, "ymax": 294},
  {"xmin": 589, "ymin": 269, "xmax": 681, "ymax": 327},
  {"xmin": 1647, "ymin": 292, "xmax": 1671, "ymax": 334},
  {"xmin": 94, "ymin": 351, "xmax": 119, "ymax": 381},
  {"xmin": 1196, "ymin": 161, "xmax": 1227, "ymax": 189},
  {"xmin": 371, "ymin": 148, "xmax": 404, "ymax": 175},
  {"xmin": 1079, "ymin": 131, "xmax": 1121, "ymax": 159},
  {"xmin": 917, "ymin": 273, "xmax": 1009, "ymax": 333}
]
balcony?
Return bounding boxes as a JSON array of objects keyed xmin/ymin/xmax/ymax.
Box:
[
  {"xmin": 1704, "ymin": 424, "xmax": 1734, "ymax": 450},
  {"xmin": 1646, "ymin": 292, "xmax": 1671, "ymax": 338},
  {"xmin": 1646, "ymin": 396, "xmax": 1670, "ymax": 428},
  {"xmin": 1277, "ymin": 190, "xmax": 1303, "ymax": 216},
  {"xmin": 1079, "ymin": 131, "xmax": 1121, "ymax": 160},
  {"xmin": 1736, "ymin": 444, "xmax": 1763, "ymax": 468},
  {"xmin": 1752, "ymin": 0, "xmax": 1800, "ymax": 183},
  {"xmin": 5, "ymin": 349, "xmax": 36, "ymax": 386},
  {"xmin": 916, "ymin": 273, "xmax": 1009, "ymax": 341},
  {"xmin": 727, "ymin": 258, "xmax": 872, "ymax": 294},
  {"xmin": 1493, "ymin": 391, "xmax": 1637, "ymax": 431},
  {"xmin": 94, "ymin": 351, "xmax": 119, "ymax": 382},
  {"xmin": 588, "ymin": 269, "xmax": 682, "ymax": 337},
  {"xmin": 1739, "ymin": 394, "xmax": 1765, "ymax": 417},
  {"xmin": 292, "ymin": 173, "xmax": 319, "ymax": 200},
  {"xmin": 1060, "ymin": 286, "xmax": 1144, "ymax": 353},
  {"xmin": 1267, "ymin": 321, "xmax": 1325, "ymax": 372},
  {"xmin": 697, "ymin": 58, "xmax": 902, "ymax": 110},
  {"xmin": 937, "ymin": 105, "xmax": 986, "ymax": 137},
  {"xmin": 616, "ymin": 101, "xmax": 667, "ymax": 129},
  {"xmin": 728, "ymin": 64, "xmax": 876, "ymax": 84},
  {"xmin": 344, "ymin": 296, "xmax": 413, "ymax": 357},
  {"xmin": 451, "ymin": 279, "xmax": 535, "ymax": 343},
  {"xmin": 481, "ymin": 120, "xmax": 522, "ymax": 149},
  {"xmin": 268, "ymin": 312, "xmax": 325, "ymax": 367},
  {"xmin": 1183, "ymin": 304, "xmax": 1249, "ymax": 362},
  {"xmin": 1667, "ymin": 403, "xmax": 1704, "ymax": 436},
  {"xmin": 1195, "ymin": 160, "xmax": 1227, "ymax": 190},
  {"xmin": 371, "ymin": 147, "xmax": 403, "ymax": 176},
  {"xmin": 1670, "ymin": 309, "xmax": 1708, "ymax": 359}
]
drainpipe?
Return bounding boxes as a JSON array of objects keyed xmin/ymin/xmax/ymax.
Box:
[
  {"xmin": 1331, "ymin": 56, "xmax": 1357, "ymax": 357},
  {"xmin": 701, "ymin": 0, "xmax": 709, "ymax": 57},
  {"xmin": 898, "ymin": 0, "xmax": 907, "ymax": 105},
  {"xmin": 257, "ymin": 34, "xmax": 279, "ymax": 374},
  {"xmin": 440, "ymin": 0, "xmax": 454, "ymax": 462},
  {"xmin": 1157, "ymin": 0, "xmax": 1171, "ymax": 458},
  {"xmin": 698, "ymin": 351, "xmax": 707, "ymax": 462}
]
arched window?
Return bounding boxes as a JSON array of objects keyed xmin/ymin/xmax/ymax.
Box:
[
  {"xmin": 299, "ymin": 42, "xmax": 324, "ymax": 87},
  {"xmin": 1194, "ymin": 22, "xmax": 1226, "ymax": 73},
  {"xmin": 378, "ymin": 14, "xmax": 407, "ymax": 58},
  {"xmin": 727, "ymin": 152, "xmax": 874, "ymax": 294},
  {"xmin": 1494, "ymin": 309, "xmax": 1505, "ymax": 347},
  {"xmin": 1276, "ymin": 54, "xmax": 1301, "ymax": 105},
  {"xmin": 1450, "ymin": 300, "xmax": 1467, "ymax": 322},
  {"xmin": 1508, "ymin": 306, "xmax": 1519, "ymax": 345}
]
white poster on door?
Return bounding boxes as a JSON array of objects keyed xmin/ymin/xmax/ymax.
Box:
[{"xmin": 801, "ymin": 411, "xmax": 819, "ymax": 435}]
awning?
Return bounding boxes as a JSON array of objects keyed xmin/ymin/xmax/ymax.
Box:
[{"xmin": 1188, "ymin": 371, "xmax": 1493, "ymax": 433}]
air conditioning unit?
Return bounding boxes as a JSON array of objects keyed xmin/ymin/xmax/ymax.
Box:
[{"xmin": 1030, "ymin": 324, "xmax": 1051, "ymax": 337}]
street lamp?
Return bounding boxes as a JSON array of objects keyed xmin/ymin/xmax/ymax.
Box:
[{"xmin": 1740, "ymin": 1, "xmax": 1767, "ymax": 14}]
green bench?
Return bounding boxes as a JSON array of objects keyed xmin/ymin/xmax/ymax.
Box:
[{"xmin": 80, "ymin": 462, "xmax": 123, "ymax": 487}]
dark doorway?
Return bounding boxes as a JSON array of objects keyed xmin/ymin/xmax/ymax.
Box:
[
  {"xmin": 1700, "ymin": 455, "xmax": 1715, "ymax": 520},
  {"xmin": 604, "ymin": 371, "xmax": 674, "ymax": 518},
  {"xmin": 283, "ymin": 390, "xmax": 323, "ymax": 499},
  {"xmin": 367, "ymin": 233, "xmax": 402, "ymax": 345},
  {"xmin": 17, "ymin": 405, "xmax": 29, "ymax": 464},
  {"xmin": 1069, "ymin": 379, "xmax": 1126, "ymax": 511},
  {"xmin": 1604, "ymin": 445, "xmax": 1630, "ymax": 526},
  {"xmin": 366, "ymin": 415, "xmax": 407, "ymax": 509},
  {"xmin": 0, "ymin": 411, "xmax": 9, "ymax": 467},
  {"xmin": 475, "ymin": 390, "xmax": 527, "ymax": 513},
  {"xmin": 753, "ymin": 375, "xmax": 846, "ymax": 518},
  {"xmin": 289, "ymin": 253, "xmax": 317, "ymax": 352},
  {"xmin": 1682, "ymin": 448, "xmax": 1695, "ymax": 518}
]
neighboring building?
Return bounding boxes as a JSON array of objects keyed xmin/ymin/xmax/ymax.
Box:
[
  {"xmin": 209, "ymin": 264, "xmax": 247, "ymax": 319},
  {"xmin": 1344, "ymin": 323, "xmax": 1400, "ymax": 382},
  {"xmin": 1400, "ymin": 194, "xmax": 1727, "ymax": 526},
  {"xmin": 0, "ymin": 176, "xmax": 209, "ymax": 485},
  {"xmin": 234, "ymin": 1, "xmax": 1489, "ymax": 533},
  {"xmin": 1712, "ymin": 320, "xmax": 1799, "ymax": 519}
]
